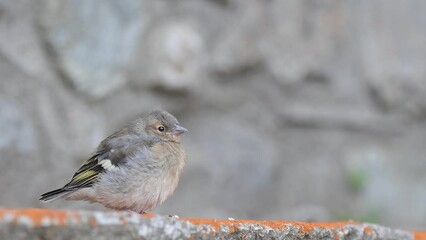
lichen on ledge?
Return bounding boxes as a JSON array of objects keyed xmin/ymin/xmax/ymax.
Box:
[{"xmin": 0, "ymin": 209, "xmax": 425, "ymax": 240}]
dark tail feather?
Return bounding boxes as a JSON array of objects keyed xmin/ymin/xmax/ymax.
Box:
[{"xmin": 40, "ymin": 188, "xmax": 72, "ymax": 203}]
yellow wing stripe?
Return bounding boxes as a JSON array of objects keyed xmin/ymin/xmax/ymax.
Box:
[{"xmin": 71, "ymin": 170, "xmax": 97, "ymax": 182}]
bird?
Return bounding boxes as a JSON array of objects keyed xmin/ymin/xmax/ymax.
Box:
[{"xmin": 40, "ymin": 109, "xmax": 187, "ymax": 214}]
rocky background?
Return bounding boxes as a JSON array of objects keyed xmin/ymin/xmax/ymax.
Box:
[{"xmin": 0, "ymin": 0, "xmax": 425, "ymax": 229}]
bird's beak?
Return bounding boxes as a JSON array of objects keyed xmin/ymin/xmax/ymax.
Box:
[{"xmin": 171, "ymin": 124, "xmax": 188, "ymax": 135}]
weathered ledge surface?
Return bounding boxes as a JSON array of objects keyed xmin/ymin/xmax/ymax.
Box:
[{"xmin": 0, "ymin": 209, "xmax": 425, "ymax": 240}]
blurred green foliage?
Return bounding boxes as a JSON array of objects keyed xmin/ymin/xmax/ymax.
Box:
[
  {"xmin": 337, "ymin": 210, "xmax": 381, "ymax": 224},
  {"xmin": 347, "ymin": 169, "xmax": 367, "ymax": 192}
]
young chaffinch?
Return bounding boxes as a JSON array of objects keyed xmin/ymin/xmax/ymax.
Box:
[{"xmin": 40, "ymin": 109, "xmax": 187, "ymax": 213}]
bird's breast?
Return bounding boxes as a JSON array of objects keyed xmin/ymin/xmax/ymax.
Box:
[
  {"xmin": 149, "ymin": 141, "xmax": 185, "ymax": 196},
  {"xmin": 149, "ymin": 141, "xmax": 185, "ymax": 166}
]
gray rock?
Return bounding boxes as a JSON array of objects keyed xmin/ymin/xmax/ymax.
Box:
[
  {"xmin": 130, "ymin": 20, "xmax": 206, "ymax": 91},
  {"xmin": 0, "ymin": 55, "xmax": 105, "ymax": 208},
  {"xmin": 0, "ymin": 101, "xmax": 36, "ymax": 154},
  {"xmin": 39, "ymin": 0, "xmax": 143, "ymax": 98},
  {"xmin": 355, "ymin": 1, "xmax": 426, "ymax": 116},
  {"xmin": 0, "ymin": 210, "xmax": 415, "ymax": 240},
  {"xmin": 209, "ymin": 0, "xmax": 264, "ymax": 74},
  {"xmin": 0, "ymin": 0, "xmax": 54, "ymax": 79}
]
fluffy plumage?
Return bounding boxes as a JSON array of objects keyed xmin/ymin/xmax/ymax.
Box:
[{"xmin": 40, "ymin": 109, "xmax": 187, "ymax": 213}]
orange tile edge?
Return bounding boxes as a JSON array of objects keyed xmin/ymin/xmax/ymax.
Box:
[{"xmin": 1, "ymin": 208, "xmax": 425, "ymax": 239}]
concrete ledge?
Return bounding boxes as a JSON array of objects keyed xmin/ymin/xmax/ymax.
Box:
[{"xmin": 0, "ymin": 209, "xmax": 425, "ymax": 239}]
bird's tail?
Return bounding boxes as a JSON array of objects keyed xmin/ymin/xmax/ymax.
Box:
[{"xmin": 39, "ymin": 188, "xmax": 72, "ymax": 203}]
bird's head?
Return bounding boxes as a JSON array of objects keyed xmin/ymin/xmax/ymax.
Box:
[{"xmin": 144, "ymin": 109, "xmax": 187, "ymax": 142}]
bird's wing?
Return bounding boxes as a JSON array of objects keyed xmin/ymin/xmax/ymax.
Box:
[
  {"xmin": 62, "ymin": 134, "xmax": 159, "ymax": 191},
  {"xmin": 62, "ymin": 155, "xmax": 104, "ymax": 190}
]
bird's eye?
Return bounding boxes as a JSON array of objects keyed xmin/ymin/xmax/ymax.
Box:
[{"xmin": 157, "ymin": 125, "xmax": 165, "ymax": 132}]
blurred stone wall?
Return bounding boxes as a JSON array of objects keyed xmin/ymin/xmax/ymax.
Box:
[{"xmin": 0, "ymin": 0, "xmax": 425, "ymax": 229}]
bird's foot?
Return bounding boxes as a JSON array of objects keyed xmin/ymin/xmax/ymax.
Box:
[{"xmin": 139, "ymin": 211, "xmax": 156, "ymax": 217}]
